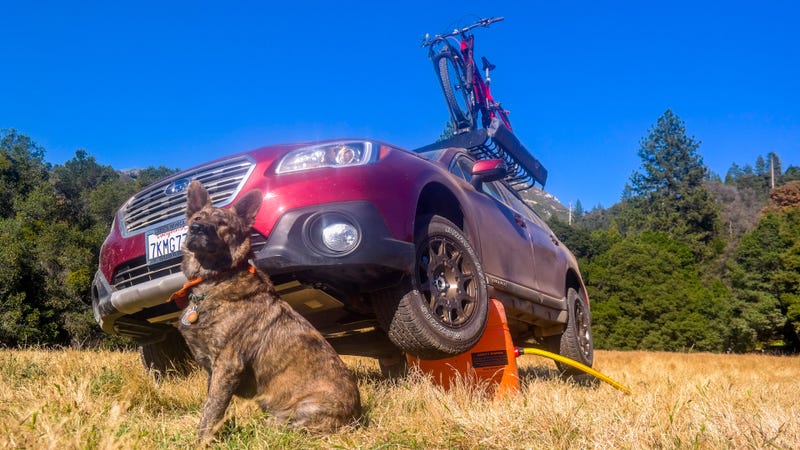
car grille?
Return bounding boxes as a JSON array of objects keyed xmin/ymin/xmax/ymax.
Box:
[
  {"xmin": 112, "ymin": 233, "xmax": 268, "ymax": 290},
  {"xmin": 121, "ymin": 156, "xmax": 255, "ymax": 234}
]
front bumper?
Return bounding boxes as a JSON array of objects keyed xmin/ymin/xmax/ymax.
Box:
[
  {"xmin": 255, "ymin": 201, "xmax": 415, "ymax": 285},
  {"xmin": 92, "ymin": 200, "xmax": 415, "ymax": 337}
]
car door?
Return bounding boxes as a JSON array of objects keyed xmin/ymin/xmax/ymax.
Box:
[
  {"xmin": 496, "ymin": 185, "xmax": 567, "ymax": 299},
  {"xmin": 449, "ymin": 156, "xmax": 537, "ymax": 290}
]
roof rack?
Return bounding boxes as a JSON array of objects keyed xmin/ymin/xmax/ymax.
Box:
[{"xmin": 414, "ymin": 118, "xmax": 548, "ymax": 191}]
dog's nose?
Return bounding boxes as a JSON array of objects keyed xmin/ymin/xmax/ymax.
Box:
[{"xmin": 190, "ymin": 222, "xmax": 207, "ymax": 234}]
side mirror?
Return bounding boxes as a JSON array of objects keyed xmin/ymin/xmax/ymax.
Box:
[{"xmin": 470, "ymin": 159, "xmax": 507, "ymax": 190}]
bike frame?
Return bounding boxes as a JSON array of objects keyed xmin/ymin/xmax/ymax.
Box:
[{"xmin": 457, "ymin": 34, "xmax": 512, "ymax": 131}]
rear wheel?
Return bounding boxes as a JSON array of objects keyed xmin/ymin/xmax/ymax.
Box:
[
  {"xmin": 377, "ymin": 353, "xmax": 408, "ymax": 381},
  {"xmin": 434, "ymin": 50, "xmax": 473, "ymax": 131},
  {"xmin": 550, "ymin": 288, "xmax": 594, "ymax": 376},
  {"xmin": 372, "ymin": 215, "xmax": 489, "ymax": 359},
  {"xmin": 139, "ymin": 327, "xmax": 196, "ymax": 378}
]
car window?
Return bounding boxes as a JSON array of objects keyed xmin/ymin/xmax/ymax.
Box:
[
  {"xmin": 450, "ymin": 157, "xmax": 472, "ymax": 182},
  {"xmin": 489, "ymin": 179, "xmax": 552, "ymax": 226},
  {"xmin": 495, "ymin": 183, "xmax": 534, "ymax": 217},
  {"xmin": 481, "ymin": 181, "xmax": 506, "ymax": 204},
  {"xmin": 450, "ymin": 158, "xmax": 472, "ymax": 181}
]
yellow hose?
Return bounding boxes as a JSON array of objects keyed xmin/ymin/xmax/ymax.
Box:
[{"xmin": 517, "ymin": 347, "xmax": 632, "ymax": 395}]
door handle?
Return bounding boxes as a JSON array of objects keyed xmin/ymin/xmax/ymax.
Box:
[{"xmin": 514, "ymin": 214, "xmax": 526, "ymax": 228}]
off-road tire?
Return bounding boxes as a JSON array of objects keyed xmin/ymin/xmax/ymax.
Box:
[
  {"xmin": 377, "ymin": 353, "xmax": 408, "ymax": 381},
  {"xmin": 554, "ymin": 287, "xmax": 594, "ymax": 376},
  {"xmin": 372, "ymin": 215, "xmax": 489, "ymax": 360}
]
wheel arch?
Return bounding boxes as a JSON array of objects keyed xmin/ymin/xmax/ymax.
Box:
[
  {"xmin": 414, "ymin": 182, "xmax": 465, "ymax": 233},
  {"xmin": 565, "ymin": 268, "xmax": 589, "ymax": 308}
]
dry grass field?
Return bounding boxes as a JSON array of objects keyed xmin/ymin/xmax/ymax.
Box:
[{"xmin": 0, "ymin": 348, "xmax": 797, "ymax": 449}]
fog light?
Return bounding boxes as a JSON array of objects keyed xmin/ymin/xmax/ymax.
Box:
[{"xmin": 321, "ymin": 222, "xmax": 359, "ymax": 253}]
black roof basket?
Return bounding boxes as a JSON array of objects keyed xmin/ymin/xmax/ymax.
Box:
[{"xmin": 414, "ymin": 118, "xmax": 548, "ymax": 191}]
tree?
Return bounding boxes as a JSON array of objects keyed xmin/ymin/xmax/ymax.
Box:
[
  {"xmin": 766, "ymin": 180, "xmax": 800, "ymax": 210},
  {"xmin": 573, "ymin": 199, "xmax": 584, "ymax": 221},
  {"xmin": 51, "ymin": 150, "xmax": 120, "ymax": 229},
  {"xmin": 0, "ymin": 129, "xmax": 50, "ymax": 218},
  {"xmin": 619, "ymin": 110, "xmax": 721, "ymax": 259},
  {"xmin": 784, "ymin": 165, "xmax": 800, "ymax": 183},
  {"xmin": 436, "ymin": 121, "xmax": 455, "ymax": 142},
  {"xmin": 706, "ymin": 180, "xmax": 761, "ymax": 239},
  {"xmin": 724, "ymin": 153, "xmax": 785, "ymax": 204}
]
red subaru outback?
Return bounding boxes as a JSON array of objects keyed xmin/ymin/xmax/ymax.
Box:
[{"xmin": 92, "ymin": 130, "xmax": 593, "ymax": 376}]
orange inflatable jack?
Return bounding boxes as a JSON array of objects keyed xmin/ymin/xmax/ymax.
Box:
[{"xmin": 407, "ymin": 299, "xmax": 520, "ymax": 399}]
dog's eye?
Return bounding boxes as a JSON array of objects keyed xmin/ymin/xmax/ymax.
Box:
[{"xmin": 212, "ymin": 214, "xmax": 228, "ymax": 226}]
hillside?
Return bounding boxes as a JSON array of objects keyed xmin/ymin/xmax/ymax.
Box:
[{"xmin": 520, "ymin": 186, "xmax": 570, "ymax": 221}]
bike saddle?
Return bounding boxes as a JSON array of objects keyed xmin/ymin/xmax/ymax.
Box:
[{"xmin": 481, "ymin": 56, "xmax": 496, "ymax": 72}]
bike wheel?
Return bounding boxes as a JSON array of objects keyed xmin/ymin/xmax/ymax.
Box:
[{"xmin": 434, "ymin": 50, "xmax": 474, "ymax": 131}]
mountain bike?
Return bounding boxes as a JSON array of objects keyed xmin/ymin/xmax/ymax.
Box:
[
  {"xmin": 419, "ymin": 17, "xmax": 548, "ymax": 189},
  {"xmin": 422, "ymin": 17, "xmax": 511, "ymax": 134}
]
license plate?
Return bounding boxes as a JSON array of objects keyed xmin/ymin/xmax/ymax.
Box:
[{"xmin": 146, "ymin": 220, "xmax": 188, "ymax": 264}]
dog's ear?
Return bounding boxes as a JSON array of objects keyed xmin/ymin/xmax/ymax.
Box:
[
  {"xmin": 232, "ymin": 190, "xmax": 262, "ymax": 229},
  {"xmin": 186, "ymin": 180, "xmax": 211, "ymax": 218}
]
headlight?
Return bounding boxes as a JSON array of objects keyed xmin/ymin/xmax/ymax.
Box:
[{"xmin": 276, "ymin": 141, "xmax": 375, "ymax": 174}]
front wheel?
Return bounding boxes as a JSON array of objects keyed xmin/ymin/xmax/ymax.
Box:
[
  {"xmin": 372, "ymin": 215, "xmax": 489, "ymax": 359},
  {"xmin": 434, "ymin": 50, "xmax": 474, "ymax": 131}
]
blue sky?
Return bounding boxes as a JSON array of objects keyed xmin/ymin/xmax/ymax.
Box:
[{"xmin": 2, "ymin": 1, "xmax": 798, "ymax": 209}]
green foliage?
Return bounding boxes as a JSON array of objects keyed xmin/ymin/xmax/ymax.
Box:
[
  {"xmin": 0, "ymin": 129, "xmax": 50, "ymax": 219},
  {"xmin": 585, "ymin": 231, "xmax": 733, "ymax": 352},
  {"xmin": 726, "ymin": 206, "xmax": 800, "ymax": 350},
  {"xmin": 553, "ymin": 111, "xmax": 800, "ymax": 354},
  {"xmin": 548, "ymin": 217, "xmax": 619, "ymax": 263},
  {"xmin": 0, "ymin": 218, "xmax": 60, "ymax": 344},
  {"xmin": 436, "ymin": 121, "xmax": 455, "ymax": 142},
  {"xmin": 784, "ymin": 165, "xmax": 800, "ymax": 183},
  {"xmin": 573, "ymin": 199, "xmax": 584, "ymax": 218},
  {"xmin": 133, "ymin": 166, "xmax": 180, "ymax": 189},
  {"xmin": 0, "ymin": 131, "xmax": 176, "ymax": 347}
]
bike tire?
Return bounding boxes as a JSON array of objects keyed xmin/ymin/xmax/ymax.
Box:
[{"xmin": 434, "ymin": 50, "xmax": 474, "ymax": 131}]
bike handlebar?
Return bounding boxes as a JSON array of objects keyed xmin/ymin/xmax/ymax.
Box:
[{"xmin": 422, "ymin": 16, "xmax": 504, "ymax": 48}]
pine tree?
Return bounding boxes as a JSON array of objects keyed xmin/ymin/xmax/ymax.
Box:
[
  {"xmin": 574, "ymin": 199, "xmax": 584, "ymax": 218},
  {"xmin": 436, "ymin": 121, "xmax": 455, "ymax": 142},
  {"xmin": 622, "ymin": 110, "xmax": 721, "ymax": 258}
]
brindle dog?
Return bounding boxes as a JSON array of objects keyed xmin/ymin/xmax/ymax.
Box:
[{"xmin": 173, "ymin": 180, "xmax": 361, "ymax": 444}]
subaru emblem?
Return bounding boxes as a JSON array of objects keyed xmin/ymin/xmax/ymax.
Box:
[{"xmin": 164, "ymin": 178, "xmax": 191, "ymax": 196}]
